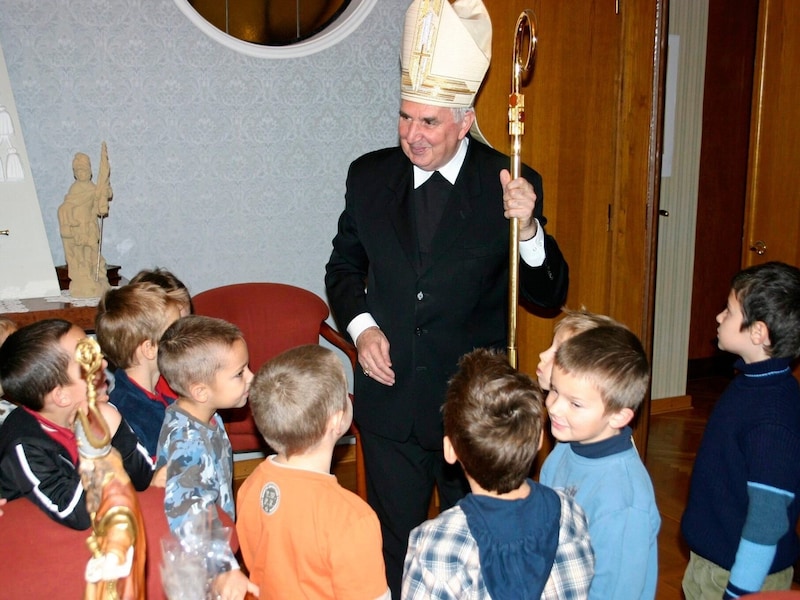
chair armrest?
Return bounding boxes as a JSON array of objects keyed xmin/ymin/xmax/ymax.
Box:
[{"xmin": 320, "ymin": 322, "xmax": 357, "ymax": 371}]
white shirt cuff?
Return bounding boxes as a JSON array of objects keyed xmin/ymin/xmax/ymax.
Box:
[
  {"xmin": 519, "ymin": 219, "xmax": 545, "ymax": 267},
  {"xmin": 347, "ymin": 313, "xmax": 379, "ymax": 345}
]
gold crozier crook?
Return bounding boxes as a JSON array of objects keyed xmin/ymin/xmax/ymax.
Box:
[
  {"xmin": 507, "ymin": 10, "xmax": 537, "ymax": 369},
  {"xmin": 75, "ymin": 337, "xmax": 112, "ymax": 450}
]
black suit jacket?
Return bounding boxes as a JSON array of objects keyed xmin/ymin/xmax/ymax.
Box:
[{"xmin": 325, "ymin": 137, "xmax": 568, "ymax": 448}]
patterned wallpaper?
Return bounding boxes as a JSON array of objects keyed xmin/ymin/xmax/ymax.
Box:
[{"xmin": 0, "ymin": 0, "xmax": 406, "ymax": 300}]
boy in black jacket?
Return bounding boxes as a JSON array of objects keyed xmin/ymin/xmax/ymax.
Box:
[{"xmin": 0, "ymin": 319, "xmax": 153, "ymax": 529}]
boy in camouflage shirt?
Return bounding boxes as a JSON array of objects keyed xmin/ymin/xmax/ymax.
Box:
[{"xmin": 155, "ymin": 315, "xmax": 257, "ymax": 599}]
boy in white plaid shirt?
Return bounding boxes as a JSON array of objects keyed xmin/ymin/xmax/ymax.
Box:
[{"xmin": 402, "ymin": 349, "xmax": 594, "ymax": 599}]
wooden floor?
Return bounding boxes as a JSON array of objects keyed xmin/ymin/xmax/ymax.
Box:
[{"xmin": 647, "ymin": 374, "xmax": 800, "ymax": 599}]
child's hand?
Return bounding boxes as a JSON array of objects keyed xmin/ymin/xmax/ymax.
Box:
[
  {"xmin": 212, "ymin": 569, "xmax": 259, "ymax": 600},
  {"xmin": 149, "ymin": 466, "xmax": 167, "ymax": 488},
  {"xmin": 96, "ymin": 401, "xmax": 122, "ymax": 436},
  {"xmin": 0, "ymin": 497, "xmax": 6, "ymax": 516}
]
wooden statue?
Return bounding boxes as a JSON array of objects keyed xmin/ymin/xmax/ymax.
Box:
[{"xmin": 58, "ymin": 143, "xmax": 113, "ymax": 298}]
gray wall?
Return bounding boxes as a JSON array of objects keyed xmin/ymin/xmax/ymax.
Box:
[{"xmin": 0, "ymin": 0, "xmax": 406, "ymax": 300}]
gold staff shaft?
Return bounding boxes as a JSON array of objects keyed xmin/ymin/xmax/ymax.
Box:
[{"xmin": 507, "ymin": 10, "xmax": 537, "ymax": 369}]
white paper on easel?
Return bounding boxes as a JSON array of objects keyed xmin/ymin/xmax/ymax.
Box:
[{"xmin": 0, "ymin": 36, "xmax": 60, "ymax": 300}]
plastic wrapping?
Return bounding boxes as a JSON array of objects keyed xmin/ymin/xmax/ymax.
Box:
[{"xmin": 160, "ymin": 511, "xmax": 236, "ymax": 600}]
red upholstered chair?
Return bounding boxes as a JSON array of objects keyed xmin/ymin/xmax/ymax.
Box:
[
  {"xmin": 0, "ymin": 486, "xmax": 237, "ymax": 599},
  {"xmin": 191, "ymin": 282, "xmax": 366, "ymax": 499}
]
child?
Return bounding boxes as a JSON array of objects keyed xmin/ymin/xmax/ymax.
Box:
[
  {"xmin": 96, "ymin": 281, "xmax": 184, "ymax": 457},
  {"xmin": 403, "ymin": 348, "xmax": 594, "ymax": 599},
  {"xmin": 128, "ymin": 266, "xmax": 193, "ymax": 318},
  {"xmin": 0, "ymin": 317, "xmax": 18, "ymax": 426},
  {"xmin": 539, "ymin": 325, "xmax": 660, "ymax": 600},
  {"xmin": 155, "ymin": 314, "xmax": 257, "ymax": 599},
  {"xmin": 0, "ymin": 317, "xmax": 17, "ymax": 516},
  {"xmin": 681, "ymin": 261, "xmax": 800, "ymax": 599},
  {"xmin": 0, "ymin": 319, "xmax": 153, "ymax": 529},
  {"xmin": 128, "ymin": 267, "xmax": 192, "ymax": 400},
  {"xmin": 236, "ymin": 344, "xmax": 390, "ymax": 600},
  {"xmin": 536, "ymin": 308, "xmax": 619, "ymax": 391},
  {"xmin": 155, "ymin": 314, "xmax": 251, "ymax": 530}
]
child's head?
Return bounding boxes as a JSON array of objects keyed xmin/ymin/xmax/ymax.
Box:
[
  {"xmin": 157, "ymin": 315, "xmax": 252, "ymax": 410},
  {"xmin": 95, "ymin": 281, "xmax": 183, "ymax": 369},
  {"xmin": 547, "ymin": 325, "xmax": 649, "ymax": 445},
  {"xmin": 0, "ymin": 317, "xmax": 17, "ymax": 344},
  {"xmin": 537, "ymin": 308, "xmax": 621, "ymax": 390},
  {"xmin": 443, "ymin": 348, "xmax": 545, "ymax": 494},
  {"xmin": 248, "ymin": 345, "xmax": 351, "ymax": 458},
  {"xmin": 0, "ymin": 319, "xmax": 107, "ymax": 416},
  {"xmin": 0, "ymin": 317, "xmax": 18, "ymax": 397},
  {"xmin": 718, "ymin": 261, "xmax": 800, "ymax": 361},
  {"xmin": 129, "ymin": 267, "xmax": 193, "ymax": 317}
]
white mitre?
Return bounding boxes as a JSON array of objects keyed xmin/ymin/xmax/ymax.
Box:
[{"xmin": 400, "ymin": 0, "xmax": 492, "ymax": 109}]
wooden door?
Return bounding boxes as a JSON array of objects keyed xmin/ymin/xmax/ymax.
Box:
[
  {"xmin": 475, "ymin": 0, "xmax": 667, "ymax": 457},
  {"xmin": 743, "ymin": 0, "xmax": 800, "ymax": 379},
  {"xmin": 743, "ymin": 0, "xmax": 800, "ymax": 270}
]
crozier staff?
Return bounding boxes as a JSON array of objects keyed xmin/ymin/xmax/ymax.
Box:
[{"xmin": 324, "ymin": 0, "xmax": 569, "ymax": 595}]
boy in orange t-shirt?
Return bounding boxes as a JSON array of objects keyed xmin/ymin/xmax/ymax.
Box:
[{"xmin": 236, "ymin": 345, "xmax": 390, "ymax": 600}]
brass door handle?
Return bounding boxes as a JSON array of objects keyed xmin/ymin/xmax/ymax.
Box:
[
  {"xmin": 750, "ymin": 240, "xmax": 767, "ymax": 256},
  {"xmin": 0, "ymin": 229, "xmax": 9, "ymax": 236}
]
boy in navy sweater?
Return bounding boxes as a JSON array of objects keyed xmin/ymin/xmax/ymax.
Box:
[
  {"xmin": 681, "ymin": 261, "xmax": 800, "ymax": 598},
  {"xmin": 96, "ymin": 281, "xmax": 183, "ymax": 458}
]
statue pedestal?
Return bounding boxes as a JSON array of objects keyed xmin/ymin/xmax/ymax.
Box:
[{"xmin": 55, "ymin": 264, "xmax": 122, "ymax": 291}]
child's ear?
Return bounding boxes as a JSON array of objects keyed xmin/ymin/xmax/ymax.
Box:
[
  {"xmin": 139, "ymin": 339, "xmax": 157, "ymax": 361},
  {"xmin": 609, "ymin": 407, "xmax": 635, "ymax": 429},
  {"xmin": 327, "ymin": 409, "xmax": 346, "ymax": 437},
  {"xmin": 443, "ymin": 436, "xmax": 458, "ymax": 465},
  {"xmin": 188, "ymin": 382, "xmax": 209, "ymax": 404},
  {"xmin": 748, "ymin": 320, "xmax": 771, "ymax": 347},
  {"xmin": 47, "ymin": 386, "xmax": 70, "ymax": 409}
]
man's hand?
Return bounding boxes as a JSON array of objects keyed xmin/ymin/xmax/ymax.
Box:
[
  {"xmin": 356, "ymin": 327, "xmax": 395, "ymax": 386},
  {"xmin": 500, "ymin": 169, "xmax": 538, "ymax": 240}
]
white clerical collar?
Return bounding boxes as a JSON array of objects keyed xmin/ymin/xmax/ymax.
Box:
[{"xmin": 413, "ymin": 137, "xmax": 469, "ymax": 189}]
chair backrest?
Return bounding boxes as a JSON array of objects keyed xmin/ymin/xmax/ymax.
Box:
[
  {"xmin": 192, "ymin": 282, "xmax": 330, "ymax": 372},
  {"xmin": 192, "ymin": 282, "xmax": 331, "ymax": 452}
]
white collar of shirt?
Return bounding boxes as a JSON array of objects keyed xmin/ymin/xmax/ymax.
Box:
[{"xmin": 413, "ymin": 137, "xmax": 469, "ymax": 189}]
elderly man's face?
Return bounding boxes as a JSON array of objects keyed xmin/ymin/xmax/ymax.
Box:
[{"xmin": 398, "ymin": 100, "xmax": 473, "ymax": 172}]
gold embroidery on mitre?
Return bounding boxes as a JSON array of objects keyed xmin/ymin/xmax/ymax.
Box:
[
  {"xmin": 400, "ymin": 72, "xmax": 474, "ymax": 103},
  {"xmin": 408, "ymin": 0, "xmax": 443, "ymax": 92}
]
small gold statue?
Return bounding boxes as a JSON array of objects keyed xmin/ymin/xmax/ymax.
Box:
[{"xmin": 75, "ymin": 338, "xmax": 146, "ymax": 600}]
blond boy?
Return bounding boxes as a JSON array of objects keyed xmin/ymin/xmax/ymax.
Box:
[
  {"xmin": 96, "ymin": 281, "xmax": 183, "ymax": 457},
  {"xmin": 236, "ymin": 344, "xmax": 390, "ymax": 600},
  {"xmin": 539, "ymin": 325, "xmax": 660, "ymax": 599},
  {"xmin": 536, "ymin": 308, "xmax": 619, "ymax": 391}
]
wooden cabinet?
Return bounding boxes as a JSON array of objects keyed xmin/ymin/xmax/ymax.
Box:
[{"xmin": 474, "ymin": 0, "xmax": 667, "ymax": 456}]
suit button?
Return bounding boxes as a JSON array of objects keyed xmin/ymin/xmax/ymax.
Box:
[
  {"xmin": 417, "ymin": 291, "xmax": 424, "ymax": 300},
  {"xmin": 415, "ymin": 327, "xmax": 423, "ymax": 336}
]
